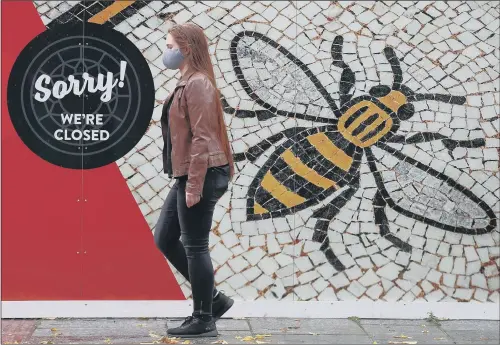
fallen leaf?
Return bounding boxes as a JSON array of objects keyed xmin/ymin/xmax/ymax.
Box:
[
  {"xmin": 50, "ymin": 328, "xmax": 58, "ymax": 332},
  {"xmin": 104, "ymin": 338, "xmax": 112, "ymax": 344},
  {"xmin": 181, "ymin": 341, "xmax": 191, "ymax": 344},
  {"xmin": 211, "ymin": 341, "xmax": 228, "ymax": 344},
  {"xmin": 308, "ymin": 332, "xmax": 318, "ymax": 336},
  {"xmin": 149, "ymin": 332, "xmax": 161, "ymax": 339},
  {"xmin": 394, "ymin": 335, "xmax": 412, "ymax": 339},
  {"xmin": 241, "ymin": 336, "xmax": 255, "ymax": 342},
  {"xmin": 279, "ymin": 327, "xmax": 288, "ymax": 333},
  {"xmin": 159, "ymin": 336, "xmax": 180, "ymax": 344},
  {"xmin": 235, "ymin": 336, "xmax": 242, "ymax": 339},
  {"xmin": 40, "ymin": 341, "xmax": 54, "ymax": 345},
  {"xmin": 388, "ymin": 342, "xmax": 417, "ymax": 345},
  {"xmin": 255, "ymin": 334, "xmax": 272, "ymax": 339},
  {"xmin": 373, "ymin": 342, "xmax": 378, "ymax": 344}
]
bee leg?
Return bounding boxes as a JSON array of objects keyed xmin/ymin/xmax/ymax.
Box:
[
  {"xmin": 331, "ymin": 36, "xmax": 355, "ymax": 107},
  {"xmin": 220, "ymin": 94, "xmax": 276, "ymax": 121},
  {"xmin": 388, "ymin": 132, "xmax": 485, "ymax": 158},
  {"xmin": 311, "ymin": 181, "xmax": 360, "ymax": 271},
  {"xmin": 373, "ymin": 191, "xmax": 412, "ymax": 253},
  {"xmin": 233, "ymin": 127, "xmax": 308, "ymax": 162}
]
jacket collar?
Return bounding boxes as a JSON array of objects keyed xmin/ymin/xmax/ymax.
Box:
[{"xmin": 176, "ymin": 67, "xmax": 196, "ymax": 88}]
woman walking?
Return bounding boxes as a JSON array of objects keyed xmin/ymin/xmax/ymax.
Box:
[{"xmin": 154, "ymin": 23, "xmax": 235, "ymax": 338}]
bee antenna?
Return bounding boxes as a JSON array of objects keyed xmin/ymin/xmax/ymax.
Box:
[{"xmin": 383, "ymin": 47, "xmax": 402, "ymax": 91}]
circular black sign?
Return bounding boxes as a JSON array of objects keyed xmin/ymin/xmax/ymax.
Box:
[{"xmin": 7, "ymin": 22, "xmax": 155, "ymax": 169}]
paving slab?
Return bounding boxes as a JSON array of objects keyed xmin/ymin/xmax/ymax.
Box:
[
  {"xmin": 167, "ymin": 318, "xmax": 251, "ymax": 332},
  {"xmin": 1, "ymin": 320, "xmax": 38, "ymax": 344},
  {"xmin": 360, "ymin": 319, "xmax": 452, "ymax": 345},
  {"xmin": 264, "ymin": 333, "xmax": 373, "ymax": 344},
  {"xmin": 248, "ymin": 318, "xmax": 365, "ymax": 335}
]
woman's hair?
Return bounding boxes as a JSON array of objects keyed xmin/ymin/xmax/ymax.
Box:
[{"xmin": 168, "ymin": 23, "xmax": 235, "ymax": 179}]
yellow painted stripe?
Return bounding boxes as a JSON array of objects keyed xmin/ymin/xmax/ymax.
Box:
[
  {"xmin": 281, "ymin": 149, "xmax": 337, "ymax": 189},
  {"xmin": 307, "ymin": 133, "xmax": 353, "ymax": 172},
  {"xmin": 88, "ymin": 1, "xmax": 135, "ymax": 24},
  {"xmin": 254, "ymin": 202, "xmax": 268, "ymax": 214},
  {"xmin": 346, "ymin": 107, "xmax": 378, "ymax": 134},
  {"xmin": 358, "ymin": 116, "xmax": 386, "ymax": 140},
  {"xmin": 261, "ymin": 172, "xmax": 305, "ymax": 208}
]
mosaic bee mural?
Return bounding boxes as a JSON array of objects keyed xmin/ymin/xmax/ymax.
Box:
[{"xmin": 223, "ymin": 31, "xmax": 497, "ymax": 271}]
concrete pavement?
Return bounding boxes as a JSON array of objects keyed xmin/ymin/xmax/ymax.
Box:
[{"xmin": 2, "ymin": 317, "xmax": 499, "ymax": 344}]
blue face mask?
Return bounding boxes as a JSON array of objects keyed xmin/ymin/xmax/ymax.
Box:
[{"xmin": 162, "ymin": 48, "xmax": 184, "ymax": 69}]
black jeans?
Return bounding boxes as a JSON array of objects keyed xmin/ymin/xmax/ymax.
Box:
[{"xmin": 154, "ymin": 165, "xmax": 229, "ymax": 316}]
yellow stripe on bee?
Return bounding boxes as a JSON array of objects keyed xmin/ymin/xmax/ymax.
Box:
[
  {"xmin": 254, "ymin": 202, "xmax": 269, "ymax": 215},
  {"xmin": 306, "ymin": 133, "xmax": 353, "ymax": 172},
  {"xmin": 88, "ymin": 1, "xmax": 135, "ymax": 24},
  {"xmin": 357, "ymin": 116, "xmax": 386, "ymax": 140},
  {"xmin": 345, "ymin": 101, "xmax": 379, "ymax": 134},
  {"xmin": 338, "ymin": 100, "xmax": 393, "ymax": 148},
  {"xmin": 281, "ymin": 149, "xmax": 337, "ymax": 189},
  {"xmin": 261, "ymin": 172, "xmax": 306, "ymax": 208}
]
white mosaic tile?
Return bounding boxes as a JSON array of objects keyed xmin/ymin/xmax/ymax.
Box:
[{"xmin": 34, "ymin": 0, "xmax": 500, "ymax": 302}]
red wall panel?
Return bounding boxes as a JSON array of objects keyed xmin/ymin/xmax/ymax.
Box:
[{"xmin": 1, "ymin": 0, "xmax": 184, "ymax": 301}]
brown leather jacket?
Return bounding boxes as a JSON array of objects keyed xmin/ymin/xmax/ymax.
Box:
[{"xmin": 161, "ymin": 69, "xmax": 229, "ymax": 196}]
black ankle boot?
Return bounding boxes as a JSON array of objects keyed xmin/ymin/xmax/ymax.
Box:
[
  {"xmin": 212, "ymin": 292, "xmax": 234, "ymax": 320},
  {"xmin": 167, "ymin": 314, "xmax": 218, "ymax": 338}
]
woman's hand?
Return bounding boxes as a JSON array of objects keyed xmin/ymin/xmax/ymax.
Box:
[{"xmin": 186, "ymin": 192, "xmax": 201, "ymax": 208}]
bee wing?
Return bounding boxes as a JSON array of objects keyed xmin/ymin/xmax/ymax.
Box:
[
  {"xmin": 366, "ymin": 144, "xmax": 496, "ymax": 235},
  {"xmin": 225, "ymin": 30, "xmax": 341, "ymax": 121}
]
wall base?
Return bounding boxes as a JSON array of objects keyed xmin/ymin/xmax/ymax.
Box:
[{"xmin": 2, "ymin": 301, "xmax": 499, "ymax": 320}]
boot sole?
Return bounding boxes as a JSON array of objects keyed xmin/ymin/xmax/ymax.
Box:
[
  {"xmin": 167, "ymin": 330, "xmax": 218, "ymax": 338},
  {"xmin": 214, "ymin": 298, "xmax": 234, "ymax": 321}
]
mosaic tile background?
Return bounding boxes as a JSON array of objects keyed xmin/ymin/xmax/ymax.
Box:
[{"xmin": 34, "ymin": 1, "xmax": 500, "ymax": 303}]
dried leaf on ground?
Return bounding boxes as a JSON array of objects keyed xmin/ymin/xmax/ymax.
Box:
[
  {"xmin": 241, "ymin": 336, "xmax": 255, "ymax": 341},
  {"xmin": 394, "ymin": 335, "xmax": 412, "ymax": 339},
  {"xmin": 388, "ymin": 341, "xmax": 417, "ymax": 345},
  {"xmin": 40, "ymin": 341, "xmax": 54, "ymax": 345},
  {"xmin": 181, "ymin": 341, "xmax": 191, "ymax": 344},
  {"xmin": 255, "ymin": 334, "xmax": 272, "ymax": 339},
  {"xmin": 50, "ymin": 328, "xmax": 58, "ymax": 332},
  {"xmin": 235, "ymin": 336, "xmax": 242, "ymax": 339},
  {"xmin": 373, "ymin": 342, "xmax": 378, "ymax": 344},
  {"xmin": 211, "ymin": 341, "xmax": 228, "ymax": 344},
  {"xmin": 104, "ymin": 338, "xmax": 112, "ymax": 344},
  {"xmin": 149, "ymin": 332, "xmax": 162, "ymax": 339},
  {"xmin": 159, "ymin": 336, "xmax": 180, "ymax": 344}
]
